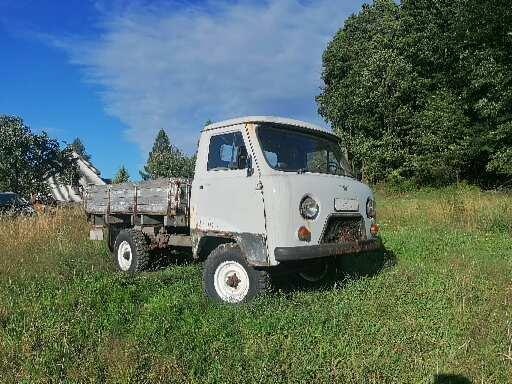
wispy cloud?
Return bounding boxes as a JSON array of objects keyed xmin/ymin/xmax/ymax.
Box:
[{"xmin": 63, "ymin": 0, "xmax": 363, "ymax": 154}]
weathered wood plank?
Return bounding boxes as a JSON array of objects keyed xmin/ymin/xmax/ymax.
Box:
[{"xmin": 85, "ymin": 178, "xmax": 191, "ymax": 219}]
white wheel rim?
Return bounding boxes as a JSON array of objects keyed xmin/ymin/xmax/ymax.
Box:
[
  {"xmin": 213, "ymin": 261, "xmax": 250, "ymax": 303},
  {"xmin": 117, "ymin": 241, "xmax": 133, "ymax": 271}
]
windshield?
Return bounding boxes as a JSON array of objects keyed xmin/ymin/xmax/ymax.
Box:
[
  {"xmin": 0, "ymin": 193, "xmax": 20, "ymax": 206},
  {"xmin": 256, "ymin": 124, "xmax": 352, "ymax": 176}
]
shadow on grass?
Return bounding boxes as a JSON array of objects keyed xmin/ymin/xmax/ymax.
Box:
[
  {"xmin": 434, "ymin": 374, "xmax": 472, "ymax": 384},
  {"xmin": 271, "ymin": 246, "xmax": 397, "ymax": 294},
  {"xmin": 143, "ymin": 244, "xmax": 397, "ymax": 297},
  {"xmin": 146, "ymin": 248, "xmax": 194, "ymax": 271}
]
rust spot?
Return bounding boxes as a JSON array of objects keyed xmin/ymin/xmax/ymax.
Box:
[{"xmin": 226, "ymin": 273, "xmax": 241, "ymax": 288}]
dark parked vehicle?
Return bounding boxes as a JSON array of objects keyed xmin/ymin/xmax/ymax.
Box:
[{"xmin": 0, "ymin": 192, "xmax": 36, "ymax": 217}]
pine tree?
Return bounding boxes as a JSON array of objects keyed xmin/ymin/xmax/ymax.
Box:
[
  {"xmin": 112, "ymin": 165, "xmax": 130, "ymax": 184},
  {"xmin": 70, "ymin": 138, "xmax": 91, "ymax": 162},
  {"xmin": 140, "ymin": 129, "xmax": 195, "ymax": 180}
]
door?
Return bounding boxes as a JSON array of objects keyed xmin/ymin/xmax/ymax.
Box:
[{"xmin": 193, "ymin": 127, "xmax": 267, "ymax": 236}]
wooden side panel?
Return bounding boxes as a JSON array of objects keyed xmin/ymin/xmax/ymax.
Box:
[
  {"xmin": 137, "ymin": 180, "xmax": 172, "ymax": 215},
  {"xmin": 110, "ymin": 183, "xmax": 136, "ymax": 213},
  {"xmin": 84, "ymin": 178, "xmax": 191, "ymax": 218},
  {"xmin": 84, "ymin": 185, "xmax": 109, "ymax": 214}
]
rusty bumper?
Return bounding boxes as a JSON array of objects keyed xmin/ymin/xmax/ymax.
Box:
[{"xmin": 274, "ymin": 238, "xmax": 383, "ymax": 262}]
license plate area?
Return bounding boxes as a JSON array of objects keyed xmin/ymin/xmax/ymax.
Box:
[{"xmin": 334, "ymin": 198, "xmax": 359, "ymax": 212}]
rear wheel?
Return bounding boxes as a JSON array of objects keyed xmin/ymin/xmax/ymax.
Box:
[
  {"xmin": 203, "ymin": 243, "xmax": 270, "ymax": 303},
  {"xmin": 113, "ymin": 229, "xmax": 150, "ymax": 272}
]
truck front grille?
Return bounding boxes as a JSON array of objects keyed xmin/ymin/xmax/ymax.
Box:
[{"xmin": 321, "ymin": 216, "xmax": 364, "ymax": 244}]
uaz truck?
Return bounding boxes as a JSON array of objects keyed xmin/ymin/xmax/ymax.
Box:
[{"xmin": 85, "ymin": 116, "xmax": 381, "ymax": 303}]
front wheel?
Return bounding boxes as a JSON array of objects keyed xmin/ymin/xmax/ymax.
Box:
[{"xmin": 203, "ymin": 243, "xmax": 270, "ymax": 303}]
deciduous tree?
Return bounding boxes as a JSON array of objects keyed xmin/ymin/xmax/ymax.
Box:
[
  {"xmin": 0, "ymin": 115, "xmax": 76, "ymax": 197},
  {"xmin": 317, "ymin": 0, "xmax": 512, "ymax": 187}
]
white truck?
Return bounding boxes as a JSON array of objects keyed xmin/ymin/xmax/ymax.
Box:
[{"xmin": 85, "ymin": 116, "xmax": 381, "ymax": 303}]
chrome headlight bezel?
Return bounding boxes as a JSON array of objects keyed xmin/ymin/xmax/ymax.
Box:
[
  {"xmin": 300, "ymin": 195, "xmax": 319, "ymax": 220},
  {"xmin": 366, "ymin": 197, "xmax": 376, "ymax": 219}
]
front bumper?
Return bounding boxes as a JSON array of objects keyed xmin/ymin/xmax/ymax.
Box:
[{"xmin": 274, "ymin": 238, "xmax": 382, "ymax": 262}]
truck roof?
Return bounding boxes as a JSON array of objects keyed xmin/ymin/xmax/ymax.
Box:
[{"xmin": 203, "ymin": 116, "xmax": 337, "ymax": 139}]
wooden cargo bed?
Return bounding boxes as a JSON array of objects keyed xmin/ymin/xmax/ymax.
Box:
[{"xmin": 84, "ymin": 178, "xmax": 191, "ymax": 227}]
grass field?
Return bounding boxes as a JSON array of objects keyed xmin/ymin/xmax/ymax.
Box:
[{"xmin": 0, "ymin": 185, "xmax": 511, "ymax": 383}]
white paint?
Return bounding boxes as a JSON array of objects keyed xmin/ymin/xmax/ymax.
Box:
[
  {"xmin": 191, "ymin": 124, "xmax": 267, "ymax": 237},
  {"xmin": 204, "ymin": 116, "xmax": 331, "ymax": 136},
  {"xmin": 191, "ymin": 117, "xmax": 377, "ymax": 266}
]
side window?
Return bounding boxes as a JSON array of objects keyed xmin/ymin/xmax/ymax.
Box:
[{"xmin": 207, "ymin": 131, "xmax": 248, "ymax": 171}]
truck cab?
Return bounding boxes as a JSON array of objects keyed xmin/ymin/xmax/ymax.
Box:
[{"xmin": 190, "ymin": 117, "xmax": 381, "ymax": 302}]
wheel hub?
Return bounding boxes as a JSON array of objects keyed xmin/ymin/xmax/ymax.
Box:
[
  {"xmin": 213, "ymin": 261, "xmax": 250, "ymax": 303},
  {"xmin": 117, "ymin": 241, "xmax": 133, "ymax": 271},
  {"xmin": 226, "ymin": 273, "xmax": 241, "ymax": 288}
]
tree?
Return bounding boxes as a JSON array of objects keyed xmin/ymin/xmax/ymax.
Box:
[
  {"xmin": 113, "ymin": 165, "xmax": 130, "ymax": 183},
  {"xmin": 317, "ymin": 0, "xmax": 512, "ymax": 187},
  {"xmin": 140, "ymin": 129, "xmax": 195, "ymax": 180},
  {"xmin": 0, "ymin": 115, "xmax": 77, "ymax": 197},
  {"xmin": 70, "ymin": 138, "xmax": 91, "ymax": 162}
]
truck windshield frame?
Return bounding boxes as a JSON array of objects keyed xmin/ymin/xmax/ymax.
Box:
[{"xmin": 256, "ymin": 123, "xmax": 352, "ymax": 177}]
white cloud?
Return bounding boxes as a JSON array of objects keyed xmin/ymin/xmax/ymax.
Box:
[{"xmin": 67, "ymin": 0, "xmax": 363, "ymax": 154}]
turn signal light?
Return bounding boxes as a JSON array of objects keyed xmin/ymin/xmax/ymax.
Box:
[
  {"xmin": 370, "ymin": 224, "xmax": 380, "ymax": 236},
  {"xmin": 298, "ymin": 226, "xmax": 311, "ymax": 242}
]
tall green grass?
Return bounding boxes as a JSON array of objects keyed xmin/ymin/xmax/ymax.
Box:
[{"xmin": 0, "ymin": 186, "xmax": 511, "ymax": 383}]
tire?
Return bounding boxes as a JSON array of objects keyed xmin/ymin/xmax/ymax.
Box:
[
  {"xmin": 113, "ymin": 229, "xmax": 150, "ymax": 273},
  {"xmin": 203, "ymin": 243, "xmax": 271, "ymax": 304},
  {"xmin": 296, "ymin": 260, "xmax": 332, "ymax": 287},
  {"xmin": 106, "ymin": 226, "xmax": 121, "ymax": 253}
]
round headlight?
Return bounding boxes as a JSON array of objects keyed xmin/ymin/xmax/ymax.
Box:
[
  {"xmin": 366, "ymin": 197, "xmax": 376, "ymax": 218},
  {"xmin": 300, "ymin": 196, "xmax": 319, "ymax": 220}
]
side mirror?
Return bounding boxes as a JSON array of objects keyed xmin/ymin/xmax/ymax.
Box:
[{"xmin": 246, "ymin": 155, "xmax": 254, "ymax": 177}]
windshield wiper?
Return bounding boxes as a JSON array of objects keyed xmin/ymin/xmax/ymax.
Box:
[{"xmin": 297, "ymin": 168, "xmax": 309, "ymax": 174}]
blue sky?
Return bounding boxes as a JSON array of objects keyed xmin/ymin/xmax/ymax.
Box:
[{"xmin": 0, "ymin": 0, "xmax": 364, "ymax": 180}]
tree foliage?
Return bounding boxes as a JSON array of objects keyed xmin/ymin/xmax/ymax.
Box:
[
  {"xmin": 317, "ymin": 0, "xmax": 512, "ymax": 187},
  {"xmin": 112, "ymin": 165, "xmax": 130, "ymax": 184},
  {"xmin": 0, "ymin": 115, "xmax": 77, "ymax": 197},
  {"xmin": 70, "ymin": 138, "xmax": 91, "ymax": 162},
  {"xmin": 140, "ymin": 129, "xmax": 195, "ymax": 180}
]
